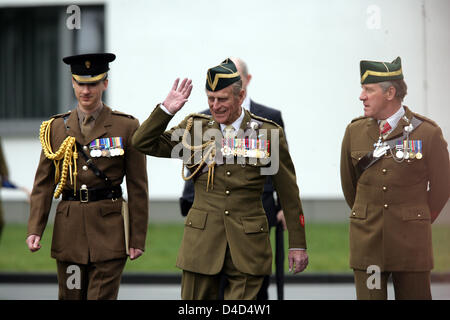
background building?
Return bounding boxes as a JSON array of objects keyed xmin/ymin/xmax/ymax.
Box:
[{"xmin": 1, "ymin": 0, "xmax": 449, "ymax": 223}]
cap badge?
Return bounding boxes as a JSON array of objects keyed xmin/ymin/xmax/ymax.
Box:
[{"xmin": 85, "ymin": 61, "xmax": 91, "ymax": 69}]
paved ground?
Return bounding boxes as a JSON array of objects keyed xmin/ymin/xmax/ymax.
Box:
[{"xmin": 1, "ymin": 282, "xmax": 449, "ymax": 300}]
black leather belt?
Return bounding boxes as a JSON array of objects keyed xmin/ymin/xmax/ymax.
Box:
[{"xmin": 62, "ymin": 185, "xmax": 122, "ymax": 202}]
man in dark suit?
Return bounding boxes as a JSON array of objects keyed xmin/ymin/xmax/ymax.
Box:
[{"xmin": 179, "ymin": 57, "xmax": 287, "ymax": 300}]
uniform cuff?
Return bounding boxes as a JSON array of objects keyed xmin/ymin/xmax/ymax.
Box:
[{"xmin": 159, "ymin": 103, "xmax": 174, "ymax": 116}]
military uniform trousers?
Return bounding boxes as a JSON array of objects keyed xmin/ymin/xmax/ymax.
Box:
[
  {"xmin": 181, "ymin": 245, "xmax": 264, "ymax": 300},
  {"xmin": 57, "ymin": 258, "xmax": 126, "ymax": 300},
  {"xmin": 353, "ymin": 269, "xmax": 431, "ymax": 300}
]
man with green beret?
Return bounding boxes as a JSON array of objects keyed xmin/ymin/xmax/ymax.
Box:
[
  {"xmin": 26, "ymin": 53, "xmax": 149, "ymax": 299},
  {"xmin": 340, "ymin": 56, "xmax": 450, "ymax": 299},
  {"xmin": 132, "ymin": 58, "xmax": 308, "ymax": 300}
]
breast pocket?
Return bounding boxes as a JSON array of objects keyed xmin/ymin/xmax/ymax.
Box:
[{"xmin": 351, "ymin": 151, "xmax": 369, "ymax": 166}]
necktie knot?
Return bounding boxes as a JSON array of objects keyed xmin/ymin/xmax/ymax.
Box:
[
  {"xmin": 379, "ymin": 120, "xmax": 391, "ymax": 138},
  {"xmin": 81, "ymin": 115, "xmax": 95, "ymax": 137},
  {"xmin": 224, "ymin": 125, "xmax": 235, "ymax": 139},
  {"xmin": 83, "ymin": 115, "xmax": 94, "ymax": 125}
]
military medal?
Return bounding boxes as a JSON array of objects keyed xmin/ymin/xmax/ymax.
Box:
[
  {"xmin": 221, "ymin": 137, "xmax": 270, "ymax": 159},
  {"xmin": 401, "ymin": 140, "xmax": 409, "ymax": 159},
  {"xmin": 408, "ymin": 140, "xmax": 415, "ymax": 159},
  {"xmin": 89, "ymin": 137, "xmax": 124, "ymax": 158},
  {"xmin": 415, "ymin": 140, "xmax": 423, "ymax": 159},
  {"xmin": 373, "ymin": 137, "xmax": 389, "ymax": 158},
  {"xmin": 393, "ymin": 140, "xmax": 402, "ymax": 159}
]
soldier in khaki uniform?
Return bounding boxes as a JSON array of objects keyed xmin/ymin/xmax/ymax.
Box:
[
  {"xmin": 26, "ymin": 53, "xmax": 149, "ymax": 300},
  {"xmin": 132, "ymin": 59, "xmax": 308, "ymax": 300},
  {"xmin": 340, "ymin": 57, "xmax": 450, "ymax": 300}
]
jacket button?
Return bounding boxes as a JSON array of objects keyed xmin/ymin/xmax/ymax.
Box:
[
  {"xmin": 82, "ymin": 165, "xmax": 88, "ymax": 171},
  {"xmin": 384, "ymin": 204, "xmax": 389, "ymax": 209},
  {"xmin": 260, "ymin": 227, "xmax": 264, "ymax": 231},
  {"xmin": 226, "ymin": 171, "xmax": 231, "ymax": 176},
  {"xmin": 188, "ymin": 221, "xmax": 192, "ymax": 226},
  {"xmin": 352, "ymin": 212, "xmax": 356, "ymax": 216},
  {"xmin": 382, "ymin": 186, "xmax": 387, "ymax": 191},
  {"xmin": 382, "ymin": 168, "xmax": 387, "ymax": 174},
  {"xmin": 418, "ymin": 214, "xmax": 421, "ymax": 217},
  {"xmin": 224, "ymin": 210, "xmax": 230, "ymax": 215},
  {"xmin": 225, "ymin": 190, "xmax": 230, "ymax": 195},
  {"xmin": 83, "ymin": 146, "xmax": 88, "ymax": 151}
]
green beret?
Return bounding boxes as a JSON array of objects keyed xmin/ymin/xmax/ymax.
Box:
[
  {"xmin": 205, "ymin": 58, "xmax": 241, "ymax": 92},
  {"xmin": 360, "ymin": 56, "xmax": 403, "ymax": 84},
  {"xmin": 63, "ymin": 53, "xmax": 116, "ymax": 84}
]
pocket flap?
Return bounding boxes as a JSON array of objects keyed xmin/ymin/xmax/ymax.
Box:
[
  {"xmin": 241, "ymin": 215, "xmax": 269, "ymax": 234},
  {"xmin": 350, "ymin": 203, "xmax": 367, "ymax": 219},
  {"xmin": 185, "ymin": 208, "xmax": 208, "ymax": 229},
  {"xmin": 351, "ymin": 151, "xmax": 369, "ymax": 161},
  {"xmin": 402, "ymin": 206, "xmax": 430, "ymax": 221}
]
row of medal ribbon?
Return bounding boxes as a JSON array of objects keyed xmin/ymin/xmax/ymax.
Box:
[
  {"xmin": 221, "ymin": 138, "xmax": 270, "ymax": 159},
  {"xmin": 395, "ymin": 139, "xmax": 423, "ymax": 160},
  {"xmin": 89, "ymin": 137, "xmax": 124, "ymax": 158}
]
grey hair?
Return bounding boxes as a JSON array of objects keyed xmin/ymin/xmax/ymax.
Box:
[
  {"xmin": 230, "ymin": 79, "xmax": 243, "ymax": 97},
  {"xmin": 378, "ymin": 79, "xmax": 408, "ymax": 101}
]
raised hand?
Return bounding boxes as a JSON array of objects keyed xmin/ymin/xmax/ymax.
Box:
[{"xmin": 162, "ymin": 78, "xmax": 193, "ymax": 114}]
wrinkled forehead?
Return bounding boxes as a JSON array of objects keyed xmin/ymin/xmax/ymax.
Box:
[
  {"xmin": 361, "ymin": 83, "xmax": 381, "ymax": 90},
  {"xmin": 206, "ymin": 86, "xmax": 233, "ymax": 98}
]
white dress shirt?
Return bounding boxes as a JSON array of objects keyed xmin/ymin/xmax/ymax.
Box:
[{"xmin": 378, "ymin": 105, "xmax": 405, "ymax": 135}]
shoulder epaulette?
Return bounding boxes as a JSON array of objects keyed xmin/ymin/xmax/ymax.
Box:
[
  {"xmin": 249, "ymin": 112, "xmax": 280, "ymax": 128},
  {"xmin": 51, "ymin": 111, "xmax": 71, "ymax": 119},
  {"xmin": 111, "ymin": 110, "xmax": 136, "ymax": 119},
  {"xmin": 351, "ymin": 115, "xmax": 368, "ymax": 123},
  {"xmin": 187, "ymin": 112, "xmax": 212, "ymax": 120},
  {"xmin": 412, "ymin": 113, "xmax": 439, "ymax": 127}
]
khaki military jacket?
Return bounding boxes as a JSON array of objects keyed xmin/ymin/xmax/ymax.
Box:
[
  {"xmin": 340, "ymin": 106, "xmax": 449, "ymax": 272},
  {"xmin": 132, "ymin": 105, "xmax": 306, "ymax": 276},
  {"xmin": 28, "ymin": 105, "xmax": 149, "ymax": 264}
]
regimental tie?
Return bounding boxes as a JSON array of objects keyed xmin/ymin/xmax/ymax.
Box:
[
  {"xmin": 379, "ymin": 119, "xmax": 392, "ymax": 139},
  {"xmin": 224, "ymin": 125, "xmax": 235, "ymax": 139},
  {"xmin": 81, "ymin": 115, "xmax": 95, "ymax": 138}
]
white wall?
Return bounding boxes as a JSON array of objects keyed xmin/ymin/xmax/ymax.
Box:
[{"xmin": 1, "ymin": 0, "xmax": 449, "ymax": 201}]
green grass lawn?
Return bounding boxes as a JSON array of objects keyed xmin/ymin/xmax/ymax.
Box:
[{"xmin": 1, "ymin": 222, "xmax": 449, "ymax": 274}]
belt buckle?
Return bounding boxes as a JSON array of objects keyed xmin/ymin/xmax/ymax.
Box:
[{"xmin": 80, "ymin": 185, "xmax": 89, "ymax": 203}]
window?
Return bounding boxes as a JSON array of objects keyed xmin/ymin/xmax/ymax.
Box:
[{"xmin": 0, "ymin": 5, "xmax": 104, "ymax": 135}]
